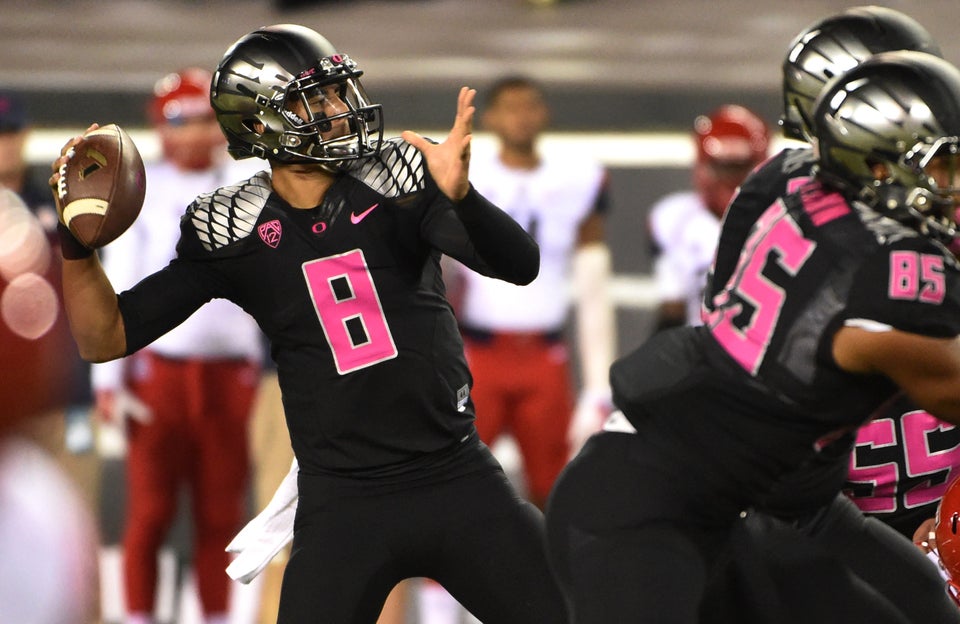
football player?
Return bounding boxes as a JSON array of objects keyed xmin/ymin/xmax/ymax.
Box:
[
  {"xmin": 692, "ymin": 9, "xmax": 959, "ymax": 621},
  {"xmin": 52, "ymin": 24, "xmax": 568, "ymax": 624},
  {"xmin": 453, "ymin": 75, "xmax": 614, "ymax": 503},
  {"xmin": 546, "ymin": 46, "xmax": 960, "ymax": 624},
  {"xmin": 426, "ymin": 74, "xmax": 614, "ymax": 623},
  {"xmin": 648, "ymin": 104, "xmax": 770, "ymax": 330}
]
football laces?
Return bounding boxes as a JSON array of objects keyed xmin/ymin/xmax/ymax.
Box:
[{"xmin": 56, "ymin": 147, "xmax": 75, "ymax": 200}]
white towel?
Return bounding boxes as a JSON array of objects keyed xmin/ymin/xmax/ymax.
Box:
[{"xmin": 226, "ymin": 458, "xmax": 299, "ymax": 584}]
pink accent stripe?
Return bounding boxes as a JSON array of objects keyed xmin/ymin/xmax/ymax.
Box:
[{"xmin": 803, "ymin": 190, "xmax": 849, "ymax": 226}]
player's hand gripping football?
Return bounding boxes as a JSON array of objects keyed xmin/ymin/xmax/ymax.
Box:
[
  {"xmin": 402, "ymin": 86, "xmax": 475, "ymax": 202},
  {"xmin": 49, "ymin": 122, "xmax": 145, "ymax": 256},
  {"xmin": 49, "ymin": 123, "xmax": 100, "ymax": 215}
]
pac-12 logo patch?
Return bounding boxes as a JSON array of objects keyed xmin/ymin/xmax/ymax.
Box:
[{"xmin": 258, "ymin": 220, "xmax": 282, "ymax": 248}]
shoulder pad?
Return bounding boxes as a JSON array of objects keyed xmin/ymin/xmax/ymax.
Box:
[
  {"xmin": 850, "ymin": 200, "xmax": 926, "ymax": 248},
  {"xmin": 347, "ymin": 137, "xmax": 428, "ymax": 197},
  {"xmin": 188, "ymin": 171, "xmax": 272, "ymax": 251}
]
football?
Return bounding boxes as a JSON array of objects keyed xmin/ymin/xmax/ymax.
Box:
[{"xmin": 57, "ymin": 123, "xmax": 146, "ymax": 249}]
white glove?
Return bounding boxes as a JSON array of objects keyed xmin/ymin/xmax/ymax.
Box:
[
  {"xmin": 95, "ymin": 387, "xmax": 152, "ymax": 425},
  {"xmin": 567, "ymin": 389, "xmax": 612, "ymax": 458},
  {"xmin": 226, "ymin": 458, "xmax": 299, "ymax": 584}
]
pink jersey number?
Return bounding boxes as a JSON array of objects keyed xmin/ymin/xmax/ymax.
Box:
[
  {"xmin": 888, "ymin": 251, "xmax": 945, "ymax": 304},
  {"xmin": 848, "ymin": 410, "xmax": 960, "ymax": 512},
  {"xmin": 705, "ymin": 201, "xmax": 816, "ymax": 374},
  {"xmin": 302, "ymin": 249, "xmax": 398, "ymax": 375}
]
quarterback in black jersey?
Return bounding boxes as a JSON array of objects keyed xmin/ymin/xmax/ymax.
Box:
[
  {"xmin": 546, "ymin": 48, "xmax": 960, "ymax": 624},
  {"xmin": 53, "ymin": 25, "xmax": 567, "ymax": 624}
]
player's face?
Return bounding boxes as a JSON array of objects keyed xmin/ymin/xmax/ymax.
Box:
[
  {"xmin": 483, "ymin": 86, "xmax": 549, "ymax": 151},
  {"xmin": 694, "ymin": 158, "xmax": 755, "ymax": 219},
  {"xmin": 924, "ymin": 153, "xmax": 960, "ymax": 202},
  {"xmin": 158, "ymin": 114, "xmax": 226, "ymax": 171},
  {"xmin": 288, "ymin": 83, "xmax": 351, "ymax": 141}
]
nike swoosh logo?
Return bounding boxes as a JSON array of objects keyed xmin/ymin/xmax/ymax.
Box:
[{"xmin": 350, "ymin": 203, "xmax": 379, "ymax": 224}]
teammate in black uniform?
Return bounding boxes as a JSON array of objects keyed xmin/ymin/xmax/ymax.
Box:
[
  {"xmin": 52, "ymin": 24, "xmax": 568, "ymax": 624},
  {"xmin": 700, "ymin": 9, "xmax": 958, "ymax": 622},
  {"xmin": 546, "ymin": 49, "xmax": 960, "ymax": 624}
]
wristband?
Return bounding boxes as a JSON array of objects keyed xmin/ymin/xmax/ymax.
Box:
[{"xmin": 57, "ymin": 222, "xmax": 93, "ymax": 260}]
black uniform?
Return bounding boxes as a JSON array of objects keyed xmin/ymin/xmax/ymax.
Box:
[
  {"xmin": 114, "ymin": 138, "xmax": 568, "ymax": 623},
  {"xmin": 546, "ymin": 157, "xmax": 960, "ymax": 623},
  {"xmin": 844, "ymin": 392, "xmax": 960, "ymax": 537}
]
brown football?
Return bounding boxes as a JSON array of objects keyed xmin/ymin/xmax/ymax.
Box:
[{"xmin": 58, "ymin": 123, "xmax": 146, "ymax": 249}]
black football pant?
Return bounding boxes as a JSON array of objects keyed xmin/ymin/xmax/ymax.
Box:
[
  {"xmin": 278, "ymin": 437, "xmax": 569, "ymax": 624},
  {"xmin": 547, "ymin": 430, "xmax": 957, "ymax": 624}
]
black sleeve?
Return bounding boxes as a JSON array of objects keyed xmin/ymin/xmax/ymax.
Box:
[
  {"xmin": 422, "ymin": 185, "xmax": 540, "ymax": 285},
  {"xmin": 117, "ymin": 257, "xmax": 227, "ymax": 355},
  {"xmin": 843, "ymin": 239, "xmax": 960, "ymax": 338}
]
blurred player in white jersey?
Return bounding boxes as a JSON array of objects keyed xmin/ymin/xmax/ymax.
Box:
[
  {"xmin": 428, "ymin": 74, "xmax": 614, "ymax": 624},
  {"xmin": 647, "ymin": 105, "xmax": 771, "ymax": 330},
  {"xmin": 91, "ymin": 68, "xmax": 265, "ymax": 624},
  {"xmin": 455, "ymin": 75, "xmax": 614, "ymax": 491}
]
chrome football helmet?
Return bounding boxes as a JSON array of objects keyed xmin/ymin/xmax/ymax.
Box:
[
  {"xmin": 813, "ymin": 51, "xmax": 960, "ymax": 243},
  {"xmin": 781, "ymin": 6, "xmax": 941, "ymax": 142},
  {"xmin": 210, "ymin": 24, "xmax": 383, "ymax": 165}
]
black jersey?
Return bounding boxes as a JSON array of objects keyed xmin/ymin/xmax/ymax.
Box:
[
  {"xmin": 844, "ymin": 394, "xmax": 960, "ymax": 537},
  {"xmin": 704, "ymin": 146, "xmax": 817, "ymax": 311},
  {"xmin": 615, "ymin": 173, "xmax": 960, "ymax": 447},
  {"xmin": 704, "ymin": 175, "xmax": 960, "ymax": 426},
  {"xmin": 113, "ymin": 138, "xmax": 539, "ymax": 476}
]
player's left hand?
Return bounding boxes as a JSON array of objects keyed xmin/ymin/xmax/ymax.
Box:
[
  {"xmin": 402, "ymin": 86, "xmax": 475, "ymax": 202},
  {"xmin": 913, "ymin": 517, "xmax": 937, "ymax": 554}
]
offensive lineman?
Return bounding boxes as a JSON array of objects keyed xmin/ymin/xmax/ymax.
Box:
[
  {"xmin": 700, "ymin": 7, "xmax": 960, "ymax": 621},
  {"xmin": 546, "ymin": 47, "xmax": 960, "ymax": 624}
]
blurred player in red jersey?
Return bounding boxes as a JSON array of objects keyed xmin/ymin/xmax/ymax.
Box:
[
  {"xmin": 91, "ymin": 68, "xmax": 265, "ymax": 624},
  {"xmin": 647, "ymin": 104, "xmax": 771, "ymax": 331},
  {"xmin": 53, "ymin": 25, "xmax": 568, "ymax": 624}
]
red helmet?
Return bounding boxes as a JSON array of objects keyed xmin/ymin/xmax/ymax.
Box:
[
  {"xmin": 694, "ymin": 104, "xmax": 770, "ymax": 166},
  {"xmin": 693, "ymin": 105, "xmax": 771, "ymax": 217},
  {"xmin": 936, "ymin": 476, "xmax": 960, "ymax": 604},
  {"xmin": 148, "ymin": 67, "xmax": 215, "ymax": 126}
]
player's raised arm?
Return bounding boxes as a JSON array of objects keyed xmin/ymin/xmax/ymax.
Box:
[
  {"xmin": 50, "ymin": 126, "xmax": 129, "ymax": 362},
  {"xmin": 402, "ymin": 86, "xmax": 475, "ymax": 202}
]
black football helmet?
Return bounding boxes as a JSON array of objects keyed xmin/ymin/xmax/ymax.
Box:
[
  {"xmin": 781, "ymin": 6, "xmax": 941, "ymax": 142},
  {"xmin": 813, "ymin": 51, "xmax": 960, "ymax": 243},
  {"xmin": 210, "ymin": 24, "xmax": 383, "ymax": 165}
]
